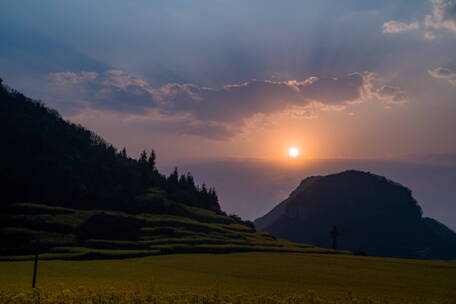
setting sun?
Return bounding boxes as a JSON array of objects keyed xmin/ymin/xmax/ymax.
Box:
[{"xmin": 288, "ymin": 147, "xmax": 299, "ymax": 158}]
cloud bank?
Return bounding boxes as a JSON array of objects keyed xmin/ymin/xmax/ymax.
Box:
[{"xmin": 49, "ymin": 70, "xmax": 407, "ymax": 140}]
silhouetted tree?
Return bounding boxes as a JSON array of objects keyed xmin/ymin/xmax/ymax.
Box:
[
  {"xmin": 148, "ymin": 149, "xmax": 156, "ymax": 170},
  {"xmin": 139, "ymin": 150, "xmax": 148, "ymax": 164},
  {"xmin": 168, "ymin": 168, "xmax": 179, "ymax": 186},
  {"xmin": 186, "ymin": 172, "xmax": 195, "ymax": 188},
  {"xmin": 148, "ymin": 150, "xmax": 157, "ymax": 171},
  {"xmin": 120, "ymin": 147, "xmax": 127, "ymax": 158}
]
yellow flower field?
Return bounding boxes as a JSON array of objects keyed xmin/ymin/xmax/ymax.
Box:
[{"xmin": 1, "ymin": 252, "xmax": 455, "ymax": 304}]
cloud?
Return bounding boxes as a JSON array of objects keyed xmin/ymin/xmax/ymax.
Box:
[
  {"xmin": 361, "ymin": 73, "xmax": 409, "ymax": 104},
  {"xmin": 428, "ymin": 67, "xmax": 456, "ymax": 84},
  {"xmin": 425, "ymin": 0, "xmax": 456, "ymax": 33},
  {"xmin": 383, "ymin": 0, "xmax": 456, "ymax": 38},
  {"xmin": 382, "ymin": 21, "xmax": 420, "ymax": 33},
  {"xmin": 49, "ymin": 70, "xmax": 159, "ymax": 114},
  {"xmin": 49, "ymin": 70, "xmax": 406, "ymax": 139},
  {"xmin": 159, "ymin": 74, "xmax": 364, "ymax": 122}
]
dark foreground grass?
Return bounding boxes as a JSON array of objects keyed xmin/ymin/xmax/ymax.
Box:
[{"xmin": 1, "ymin": 252, "xmax": 455, "ymax": 303}]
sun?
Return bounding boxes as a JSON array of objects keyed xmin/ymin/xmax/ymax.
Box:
[{"xmin": 288, "ymin": 147, "xmax": 299, "ymax": 158}]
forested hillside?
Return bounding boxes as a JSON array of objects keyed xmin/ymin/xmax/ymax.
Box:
[
  {"xmin": 1, "ymin": 78, "xmax": 309, "ymax": 258},
  {"xmin": 0, "ymin": 78, "xmax": 219, "ymax": 213}
]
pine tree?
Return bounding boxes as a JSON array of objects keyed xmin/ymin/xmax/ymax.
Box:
[
  {"xmin": 148, "ymin": 149, "xmax": 156, "ymax": 170},
  {"xmin": 139, "ymin": 150, "xmax": 148, "ymax": 165},
  {"xmin": 186, "ymin": 172, "xmax": 195, "ymax": 189},
  {"xmin": 168, "ymin": 168, "xmax": 179, "ymax": 186},
  {"xmin": 201, "ymin": 183, "xmax": 208, "ymax": 195},
  {"xmin": 120, "ymin": 147, "xmax": 127, "ymax": 158},
  {"xmin": 178, "ymin": 173, "xmax": 187, "ymax": 185}
]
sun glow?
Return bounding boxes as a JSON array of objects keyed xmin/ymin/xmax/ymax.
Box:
[{"xmin": 288, "ymin": 147, "xmax": 299, "ymax": 158}]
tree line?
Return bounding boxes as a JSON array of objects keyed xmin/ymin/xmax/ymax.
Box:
[{"xmin": 0, "ymin": 78, "xmax": 220, "ymax": 213}]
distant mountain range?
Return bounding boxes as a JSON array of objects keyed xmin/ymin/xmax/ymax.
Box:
[{"xmin": 255, "ymin": 170, "xmax": 456, "ymax": 259}]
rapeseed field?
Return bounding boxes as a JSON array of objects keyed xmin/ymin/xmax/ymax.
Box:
[{"xmin": 1, "ymin": 253, "xmax": 455, "ymax": 304}]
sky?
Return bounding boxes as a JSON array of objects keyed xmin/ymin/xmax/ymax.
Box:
[{"xmin": 1, "ymin": 0, "xmax": 456, "ymax": 227}]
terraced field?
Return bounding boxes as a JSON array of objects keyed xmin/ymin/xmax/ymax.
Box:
[{"xmin": 0, "ymin": 190, "xmax": 342, "ymax": 260}]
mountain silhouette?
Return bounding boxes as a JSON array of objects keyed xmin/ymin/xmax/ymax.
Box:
[{"xmin": 255, "ymin": 170, "xmax": 456, "ymax": 259}]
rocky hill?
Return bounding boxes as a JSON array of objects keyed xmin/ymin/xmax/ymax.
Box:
[{"xmin": 255, "ymin": 170, "xmax": 456, "ymax": 259}]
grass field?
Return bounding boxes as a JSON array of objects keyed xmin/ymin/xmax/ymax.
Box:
[{"xmin": 1, "ymin": 252, "xmax": 456, "ymax": 303}]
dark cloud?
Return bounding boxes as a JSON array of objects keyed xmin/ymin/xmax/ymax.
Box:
[
  {"xmin": 49, "ymin": 70, "xmax": 406, "ymax": 139},
  {"xmin": 378, "ymin": 86, "xmax": 408, "ymax": 103},
  {"xmin": 50, "ymin": 71, "xmax": 367, "ymax": 119},
  {"xmin": 49, "ymin": 70, "xmax": 159, "ymax": 114},
  {"xmin": 161, "ymin": 74, "xmax": 363, "ymax": 122},
  {"xmin": 428, "ymin": 66, "xmax": 456, "ymax": 84}
]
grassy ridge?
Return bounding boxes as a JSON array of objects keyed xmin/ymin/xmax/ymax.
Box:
[
  {"xmin": 0, "ymin": 199, "xmax": 342, "ymax": 260},
  {"xmin": 1, "ymin": 252, "xmax": 455, "ymax": 303}
]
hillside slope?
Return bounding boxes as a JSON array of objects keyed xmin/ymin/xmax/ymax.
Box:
[
  {"xmin": 0, "ymin": 78, "xmax": 345, "ymax": 259},
  {"xmin": 0, "ymin": 78, "xmax": 219, "ymax": 212},
  {"xmin": 255, "ymin": 170, "xmax": 456, "ymax": 259},
  {"xmin": 0, "ymin": 199, "xmax": 338, "ymax": 260}
]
